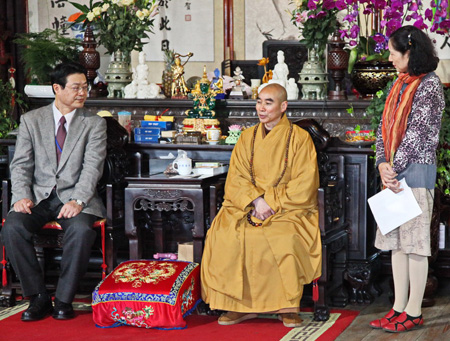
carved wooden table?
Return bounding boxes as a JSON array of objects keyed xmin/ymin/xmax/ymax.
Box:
[{"xmin": 124, "ymin": 173, "xmax": 226, "ymax": 263}]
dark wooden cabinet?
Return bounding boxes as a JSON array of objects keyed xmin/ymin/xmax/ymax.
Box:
[{"xmin": 327, "ymin": 140, "xmax": 381, "ymax": 304}]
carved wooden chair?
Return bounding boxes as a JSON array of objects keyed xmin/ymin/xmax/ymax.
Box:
[
  {"xmin": 0, "ymin": 116, "xmax": 129, "ymax": 307},
  {"xmin": 294, "ymin": 119, "xmax": 349, "ymax": 321}
]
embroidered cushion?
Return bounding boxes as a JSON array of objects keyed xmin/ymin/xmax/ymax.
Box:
[{"xmin": 92, "ymin": 260, "xmax": 201, "ymax": 329}]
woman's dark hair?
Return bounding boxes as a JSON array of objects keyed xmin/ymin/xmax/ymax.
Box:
[
  {"xmin": 389, "ymin": 25, "xmax": 439, "ymax": 76},
  {"xmin": 50, "ymin": 62, "xmax": 87, "ymax": 90}
]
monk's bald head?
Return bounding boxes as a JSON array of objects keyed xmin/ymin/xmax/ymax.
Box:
[
  {"xmin": 259, "ymin": 83, "xmax": 287, "ymax": 103},
  {"xmin": 256, "ymin": 83, "xmax": 288, "ymax": 130}
]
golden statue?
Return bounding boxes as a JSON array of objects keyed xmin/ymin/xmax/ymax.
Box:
[
  {"xmin": 171, "ymin": 52, "xmax": 193, "ymax": 98},
  {"xmin": 258, "ymin": 57, "xmax": 272, "ymax": 84}
]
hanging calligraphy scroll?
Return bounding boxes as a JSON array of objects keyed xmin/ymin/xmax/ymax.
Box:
[{"xmin": 143, "ymin": 0, "xmax": 214, "ymax": 62}]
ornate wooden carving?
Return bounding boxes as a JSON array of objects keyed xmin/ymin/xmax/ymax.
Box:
[
  {"xmin": 134, "ymin": 197, "xmax": 195, "ymax": 213},
  {"xmin": 144, "ymin": 189, "xmax": 182, "ymax": 199}
]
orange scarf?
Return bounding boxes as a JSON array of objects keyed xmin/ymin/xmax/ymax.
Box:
[{"xmin": 381, "ymin": 73, "xmax": 425, "ymax": 165}]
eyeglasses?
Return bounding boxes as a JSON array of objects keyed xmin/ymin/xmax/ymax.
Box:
[{"xmin": 67, "ymin": 85, "xmax": 89, "ymax": 93}]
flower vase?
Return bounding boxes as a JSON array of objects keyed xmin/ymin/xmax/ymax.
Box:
[
  {"xmin": 225, "ymin": 130, "xmax": 241, "ymax": 145},
  {"xmin": 351, "ymin": 61, "xmax": 397, "ymax": 98},
  {"xmin": 105, "ymin": 51, "xmax": 132, "ymax": 98}
]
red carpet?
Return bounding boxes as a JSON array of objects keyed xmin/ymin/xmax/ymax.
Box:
[{"xmin": 0, "ymin": 304, "xmax": 358, "ymax": 341}]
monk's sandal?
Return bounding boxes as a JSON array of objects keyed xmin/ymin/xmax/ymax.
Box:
[
  {"xmin": 218, "ymin": 312, "xmax": 257, "ymax": 325},
  {"xmin": 278, "ymin": 313, "xmax": 303, "ymax": 328}
]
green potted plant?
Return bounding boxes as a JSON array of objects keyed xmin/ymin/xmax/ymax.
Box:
[
  {"xmin": 0, "ymin": 79, "xmax": 26, "ymax": 137},
  {"xmin": 0, "ymin": 79, "xmax": 26, "ymax": 163},
  {"xmin": 14, "ymin": 28, "xmax": 81, "ymax": 97},
  {"xmin": 436, "ymin": 88, "xmax": 450, "ymax": 198}
]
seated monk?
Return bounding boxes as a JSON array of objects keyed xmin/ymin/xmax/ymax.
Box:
[{"xmin": 201, "ymin": 83, "xmax": 322, "ymax": 327}]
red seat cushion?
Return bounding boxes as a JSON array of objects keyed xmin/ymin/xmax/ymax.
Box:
[{"xmin": 92, "ymin": 260, "xmax": 201, "ymax": 330}]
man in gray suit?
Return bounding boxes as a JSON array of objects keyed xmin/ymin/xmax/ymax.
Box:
[{"xmin": 1, "ymin": 62, "xmax": 107, "ymax": 321}]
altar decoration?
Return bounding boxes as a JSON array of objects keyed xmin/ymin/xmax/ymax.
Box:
[
  {"xmin": 250, "ymin": 79, "xmax": 261, "ymax": 99},
  {"xmin": 78, "ymin": 24, "xmax": 101, "ymax": 97},
  {"xmin": 182, "ymin": 118, "xmax": 220, "ymax": 135},
  {"xmin": 205, "ymin": 125, "xmax": 221, "ymax": 145},
  {"xmin": 258, "ymin": 57, "xmax": 271, "ymax": 84},
  {"xmin": 186, "ymin": 67, "xmax": 218, "ymax": 119},
  {"xmin": 210, "ymin": 68, "xmax": 225, "ymax": 99},
  {"xmin": 144, "ymin": 114, "xmax": 174, "ymax": 122},
  {"xmin": 228, "ymin": 66, "xmax": 248, "ymax": 99},
  {"xmin": 298, "ymin": 49, "xmax": 328, "ymax": 100},
  {"xmin": 92, "ymin": 260, "xmax": 201, "ymax": 329},
  {"xmin": 104, "ymin": 50, "xmax": 132, "ymax": 98},
  {"xmin": 351, "ymin": 61, "xmax": 396, "ymax": 98},
  {"xmin": 225, "ymin": 124, "xmax": 243, "ymax": 145},
  {"xmin": 327, "ymin": 25, "xmax": 348, "ymax": 100},
  {"xmin": 339, "ymin": 125, "xmax": 376, "ymax": 146},
  {"xmin": 162, "ymin": 49, "xmax": 175, "ymax": 98},
  {"xmin": 171, "ymin": 52, "xmax": 194, "ymax": 99},
  {"xmin": 180, "ymin": 67, "xmax": 221, "ymax": 138}
]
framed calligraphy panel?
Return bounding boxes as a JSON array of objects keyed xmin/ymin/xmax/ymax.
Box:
[{"xmin": 143, "ymin": 0, "xmax": 214, "ymax": 62}]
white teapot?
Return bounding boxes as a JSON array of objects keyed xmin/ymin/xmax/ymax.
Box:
[{"xmin": 173, "ymin": 151, "xmax": 192, "ymax": 176}]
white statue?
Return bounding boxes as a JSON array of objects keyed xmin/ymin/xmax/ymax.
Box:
[
  {"xmin": 135, "ymin": 51, "xmax": 149, "ymax": 85},
  {"xmin": 271, "ymin": 50, "xmax": 289, "ymax": 87},
  {"xmin": 286, "ymin": 78, "xmax": 299, "ymax": 100},
  {"xmin": 125, "ymin": 51, "xmax": 160, "ymax": 99},
  {"xmin": 124, "ymin": 72, "xmax": 138, "ymax": 99},
  {"xmin": 232, "ymin": 66, "xmax": 245, "ymax": 90},
  {"xmin": 136, "ymin": 82, "xmax": 162, "ymax": 99}
]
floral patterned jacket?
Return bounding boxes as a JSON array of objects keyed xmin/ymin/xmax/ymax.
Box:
[{"xmin": 376, "ymin": 72, "xmax": 445, "ymax": 188}]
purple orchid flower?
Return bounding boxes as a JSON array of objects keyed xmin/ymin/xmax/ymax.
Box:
[{"xmin": 307, "ymin": 0, "xmax": 317, "ymax": 10}]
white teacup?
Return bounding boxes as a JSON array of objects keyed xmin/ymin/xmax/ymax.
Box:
[{"xmin": 173, "ymin": 158, "xmax": 192, "ymax": 176}]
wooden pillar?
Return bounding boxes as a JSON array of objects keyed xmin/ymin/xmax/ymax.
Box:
[{"xmin": 223, "ymin": 0, "xmax": 234, "ymax": 62}]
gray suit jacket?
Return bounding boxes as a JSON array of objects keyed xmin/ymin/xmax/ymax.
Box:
[{"xmin": 10, "ymin": 103, "xmax": 107, "ymax": 218}]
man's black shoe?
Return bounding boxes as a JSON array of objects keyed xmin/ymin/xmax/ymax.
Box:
[
  {"xmin": 52, "ymin": 298, "xmax": 75, "ymax": 320},
  {"xmin": 21, "ymin": 293, "xmax": 53, "ymax": 322}
]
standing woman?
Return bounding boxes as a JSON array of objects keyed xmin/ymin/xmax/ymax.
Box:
[{"xmin": 370, "ymin": 26, "xmax": 445, "ymax": 333}]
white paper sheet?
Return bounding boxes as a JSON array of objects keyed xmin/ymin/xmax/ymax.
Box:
[{"xmin": 367, "ymin": 179, "xmax": 422, "ymax": 235}]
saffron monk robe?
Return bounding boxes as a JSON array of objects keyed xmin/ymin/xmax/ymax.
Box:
[{"xmin": 201, "ymin": 83, "xmax": 322, "ymax": 328}]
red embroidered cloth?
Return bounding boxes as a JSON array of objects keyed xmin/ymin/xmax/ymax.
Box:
[{"xmin": 92, "ymin": 260, "xmax": 200, "ymax": 329}]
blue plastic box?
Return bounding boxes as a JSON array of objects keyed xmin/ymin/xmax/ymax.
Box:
[
  {"xmin": 134, "ymin": 127, "xmax": 161, "ymax": 136},
  {"xmin": 140, "ymin": 121, "xmax": 173, "ymax": 130},
  {"xmin": 134, "ymin": 134, "xmax": 159, "ymax": 143}
]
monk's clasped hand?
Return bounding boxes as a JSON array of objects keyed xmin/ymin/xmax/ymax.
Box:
[{"xmin": 252, "ymin": 197, "xmax": 275, "ymax": 221}]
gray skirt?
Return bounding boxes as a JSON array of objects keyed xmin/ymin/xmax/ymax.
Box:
[{"xmin": 375, "ymin": 187, "xmax": 434, "ymax": 256}]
